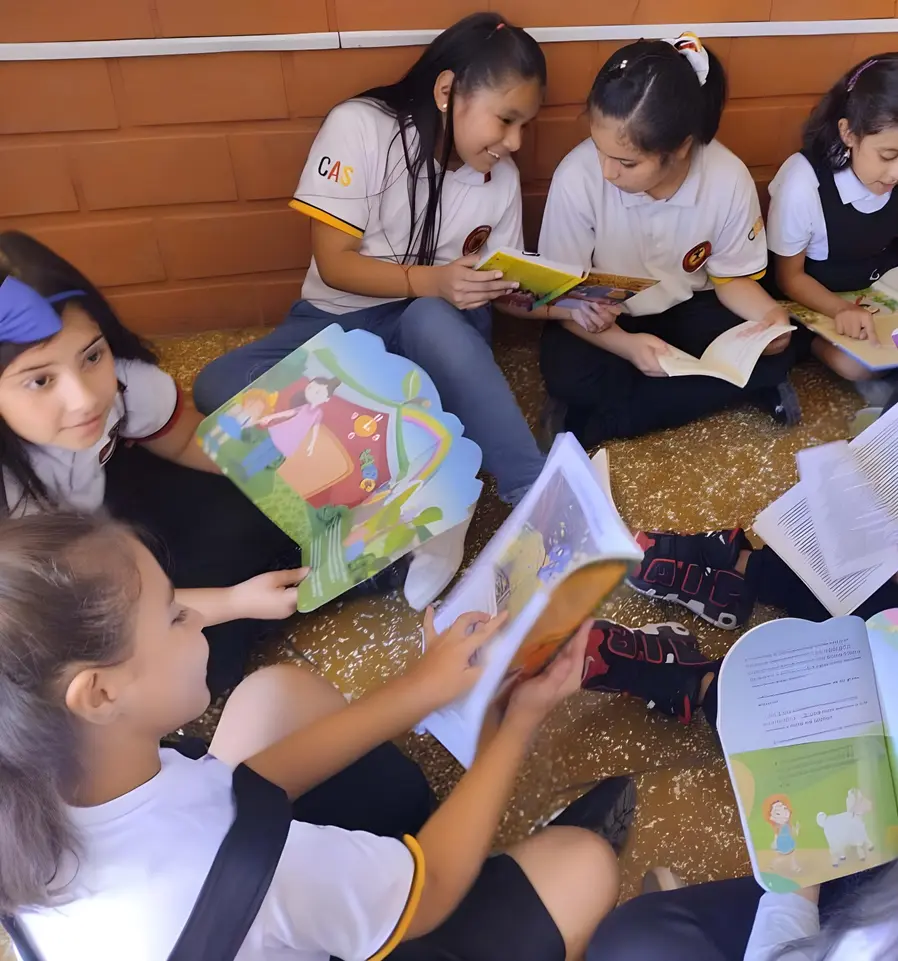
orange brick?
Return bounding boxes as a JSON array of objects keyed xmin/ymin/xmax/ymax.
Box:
[
  {"xmin": 74, "ymin": 136, "xmax": 237, "ymax": 210},
  {"xmin": 229, "ymin": 129, "xmax": 317, "ymax": 201},
  {"xmin": 0, "ymin": 61, "xmax": 117, "ymax": 134},
  {"xmin": 118, "ymin": 53, "xmax": 288, "ymax": 126},
  {"xmin": 771, "ymin": 0, "xmax": 893, "ymax": 18},
  {"xmin": 285, "ymin": 47, "xmax": 422, "ymax": 117},
  {"xmin": 632, "ymin": 0, "xmax": 771, "ymax": 20},
  {"xmin": 256, "ymin": 275, "xmax": 306, "ymax": 323},
  {"xmin": 534, "ymin": 109, "xmax": 589, "ymax": 180},
  {"xmin": 1, "ymin": 0, "xmax": 154, "ymax": 41},
  {"xmin": 158, "ymin": 209, "xmax": 310, "ymax": 280},
  {"xmin": 497, "ymin": 0, "xmax": 639, "ymax": 27},
  {"xmin": 31, "ymin": 221, "xmax": 164, "ymax": 288},
  {"xmin": 0, "ymin": 146, "xmax": 78, "ymax": 217},
  {"xmin": 717, "ymin": 99, "xmax": 814, "ymax": 169},
  {"xmin": 332, "ymin": 0, "xmax": 481, "ymax": 31},
  {"xmin": 851, "ymin": 34, "xmax": 898, "ymax": 64},
  {"xmin": 108, "ymin": 282, "xmax": 261, "ymax": 335},
  {"xmin": 155, "ymin": 0, "xmax": 328, "ymax": 37},
  {"xmin": 543, "ymin": 43, "xmax": 600, "ymax": 107},
  {"xmin": 728, "ymin": 37, "xmax": 857, "ymax": 100}
]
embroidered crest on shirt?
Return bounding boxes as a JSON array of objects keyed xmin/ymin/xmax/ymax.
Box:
[
  {"xmin": 748, "ymin": 216, "xmax": 764, "ymax": 242},
  {"xmin": 463, "ymin": 225, "xmax": 493, "ymax": 257},
  {"xmin": 682, "ymin": 241, "xmax": 712, "ymax": 273}
]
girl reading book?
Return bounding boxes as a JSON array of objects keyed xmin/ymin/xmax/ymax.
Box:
[
  {"xmin": 193, "ymin": 12, "xmax": 549, "ymax": 611},
  {"xmin": 0, "ymin": 512, "xmax": 632, "ymax": 961},
  {"xmin": 536, "ymin": 34, "xmax": 800, "ymax": 447},
  {"xmin": 766, "ymin": 53, "xmax": 898, "ymax": 402}
]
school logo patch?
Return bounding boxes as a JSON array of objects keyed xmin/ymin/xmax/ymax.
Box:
[
  {"xmin": 463, "ymin": 225, "xmax": 493, "ymax": 257},
  {"xmin": 748, "ymin": 216, "xmax": 764, "ymax": 242},
  {"xmin": 682, "ymin": 240, "xmax": 712, "ymax": 273}
]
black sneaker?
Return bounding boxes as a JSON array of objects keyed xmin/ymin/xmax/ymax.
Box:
[
  {"xmin": 536, "ymin": 396, "xmax": 568, "ymax": 453},
  {"xmin": 755, "ymin": 380, "xmax": 801, "ymax": 426},
  {"xmin": 548, "ymin": 775, "xmax": 636, "ymax": 855},
  {"xmin": 627, "ymin": 528, "xmax": 755, "ymax": 629},
  {"xmin": 582, "ymin": 619, "xmax": 720, "ymax": 723}
]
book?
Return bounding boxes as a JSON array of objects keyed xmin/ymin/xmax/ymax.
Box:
[
  {"xmin": 196, "ymin": 324, "xmax": 483, "ymax": 612},
  {"xmin": 838, "ymin": 266, "xmax": 898, "ymax": 315},
  {"xmin": 475, "ymin": 247, "xmax": 657, "ymax": 312},
  {"xmin": 657, "ymin": 320, "xmax": 795, "ymax": 386},
  {"xmin": 419, "ymin": 435, "xmax": 643, "ymax": 767},
  {"xmin": 786, "ymin": 295, "xmax": 898, "ymax": 373},
  {"xmin": 718, "ymin": 610, "xmax": 898, "ymax": 893},
  {"xmin": 753, "ymin": 402, "xmax": 898, "ymax": 616}
]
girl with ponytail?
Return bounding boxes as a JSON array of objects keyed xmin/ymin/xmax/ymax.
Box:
[{"xmin": 536, "ymin": 34, "xmax": 799, "ymax": 448}]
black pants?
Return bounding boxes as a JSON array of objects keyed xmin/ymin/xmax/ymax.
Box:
[
  {"xmin": 540, "ymin": 291, "xmax": 798, "ymax": 446},
  {"xmin": 104, "ymin": 444, "xmax": 299, "ymax": 697},
  {"xmin": 586, "ymin": 866, "xmax": 890, "ymax": 960}
]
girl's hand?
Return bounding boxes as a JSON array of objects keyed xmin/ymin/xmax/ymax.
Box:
[
  {"xmin": 624, "ymin": 332, "xmax": 670, "ymax": 376},
  {"xmin": 834, "ymin": 306, "xmax": 880, "ymax": 344},
  {"xmin": 406, "ymin": 608, "xmax": 509, "ymax": 712},
  {"xmin": 434, "ymin": 254, "xmax": 519, "ymax": 310},
  {"xmin": 502, "ymin": 619, "xmax": 592, "ymax": 735},
  {"xmin": 230, "ymin": 568, "xmax": 309, "ymax": 620},
  {"xmin": 571, "ymin": 302, "xmax": 621, "ymax": 334},
  {"xmin": 759, "ymin": 306, "xmax": 794, "ymax": 355}
]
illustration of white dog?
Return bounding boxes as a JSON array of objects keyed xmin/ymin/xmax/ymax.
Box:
[{"xmin": 817, "ymin": 789, "xmax": 875, "ymax": 867}]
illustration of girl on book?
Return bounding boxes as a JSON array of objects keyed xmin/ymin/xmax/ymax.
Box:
[
  {"xmin": 765, "ymin": 794, "xmax": 802, "ymax": 874},
  {"xmin": 238, "ymin": 377, "xmax": 341, "ymax": 480},
  {"xmin": 201, "ymin": 388, "xmax": 276, "ymax": 457}
]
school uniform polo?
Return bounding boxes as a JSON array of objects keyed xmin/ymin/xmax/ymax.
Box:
[
  {"xmin": 539, "ymin": 138, "xmax": 768, "ymax": 317},
  {"xmin": 3, "ymin": 358, "xmax": 181, "ymax": 516},
  {"xmin": 291, "ymin": 99, "xmax": 525, "ymax": 314},
  {"xmin": 767, "ymin": 151, "xmax": 898, "ymax": 291}
]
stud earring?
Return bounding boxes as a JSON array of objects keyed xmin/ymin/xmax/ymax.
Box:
[{"xmin": 440, "ymin": 104, "xmax": 448, "ymax": 112}]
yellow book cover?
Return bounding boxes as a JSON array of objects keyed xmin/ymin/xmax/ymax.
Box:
[{"xmin": 476, "ymin": 249, "xmax": 583, "ymax": 308}]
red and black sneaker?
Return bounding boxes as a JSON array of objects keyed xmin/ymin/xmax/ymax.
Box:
[
  {"xmin": 581, "ymin": 619, "xmax": 721, "ymax": 724},
  {"xmin": 626, "ymin": 528, "xmax": 755, "ymax": 629}
]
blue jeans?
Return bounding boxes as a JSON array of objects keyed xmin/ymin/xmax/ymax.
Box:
[{"xmin": 194, "ymin": 297, "xmax": 545, "ymax": 504}]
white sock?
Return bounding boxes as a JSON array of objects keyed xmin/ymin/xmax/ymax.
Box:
[{"xmin": 403, "ymin": 512, "xmax": 473, "ymax": 611}]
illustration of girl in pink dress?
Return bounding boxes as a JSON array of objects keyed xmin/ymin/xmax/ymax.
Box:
[{"xmin": 240, "ymin": 377, "xmax": 341, "ymax": 479}]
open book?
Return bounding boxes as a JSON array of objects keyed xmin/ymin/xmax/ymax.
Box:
[
  {"xmin": 657, "ymin": 320, "xmax": 795, "ymax": 386},
  {"xmin": 196, "ymin": 324, "xmax": 483, "ymax": 612},
  {"xmin": 476, "ymin": 247, "xmax": 657, "ymax": 312},
  {"xmin": 839, "ymin": 266, "xmax": 898, "ymax": 315},
  {"xmin": 420, "ymin": 435, "xmax": 643, "ymax": 767},
  {"xmin": 787, "ymin": 299, "xmax": 898, "ymax": 373},
  {"xmin": 754, "ymin": 402, "xmax": 898, "ymax": 616},
  {"xmin": 718, "ymin": 611, "xmax": 898, "ymax": 892}
]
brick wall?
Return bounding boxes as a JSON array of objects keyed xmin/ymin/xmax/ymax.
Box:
[{"xmin": 1, "ymin": 1, "xmax": 898, "ymax": 334}]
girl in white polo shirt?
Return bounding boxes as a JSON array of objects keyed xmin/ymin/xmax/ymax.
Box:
[
  {"xmin": 767, "ymin": 53, "xmax": 898, "ymax": 402},
  {"xmin": 537, "ymin": 35, "xmax": 799, "ymax": 448},
  {"xmin": 194, "ymin": 12, "xmax": 548, "ymax": 610}
]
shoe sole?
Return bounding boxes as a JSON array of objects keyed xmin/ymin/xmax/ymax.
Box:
[
  {"xmin": 626, "ymin": 580, "xmax": 742, "ymax": 630},
  {"xmin": 548, "ymin": 776, "xmax": 637, "ymax": 855},
  {"xmin": 773, "ymin": 382, "xmax": 802, "ymax": 427}
]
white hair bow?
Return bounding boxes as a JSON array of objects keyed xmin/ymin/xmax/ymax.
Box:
[{"xmin": 663, "ymin": 32, "xmax": 709, "ymax": 87}]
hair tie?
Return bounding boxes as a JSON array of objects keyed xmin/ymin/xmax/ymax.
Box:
[
  {"xmin": 663, "ymin": 31, "xmax": 709, "ymax": 87},
  {"xmin": 848, "ymin": 58, "xmax": 879, "ymax": 92},
  {"xmin": 496, "ymin": 22, "xmax": 506, "ymax": 30},
  {"xmin": 0, "ymin": 276, "xmax": 82, "ymax": 345}
]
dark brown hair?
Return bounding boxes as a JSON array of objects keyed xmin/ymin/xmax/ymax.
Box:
[{"xmin": 0, "ymin": 512, "xmax": 138, "ymax": 914}]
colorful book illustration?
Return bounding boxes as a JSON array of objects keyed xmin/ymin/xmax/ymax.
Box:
[
  {"xmin": 786, "ymin": 292, "xmax": 898, "ymax": 372},
  {"xmin": 475, "ymin": 247, "xmax": 657, "ymax": 312},
  {"xmin": 420, "ymin": 436, "xmax": 643, "ymax": 767},
  {"xmin": 718, "ymin": 611, "xmax": 898, "ymax": 892},
  {"xmin": 196, "ymin": 325, "xmax": 483, "ymax": 612},
  {"xmin": 657, "ymin": 320, "xmax": 795, "ymax": 386}
]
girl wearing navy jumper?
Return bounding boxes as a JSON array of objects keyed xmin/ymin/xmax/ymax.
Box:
[{"xmin": 767, "ymin": 54, "xmax": 898, "ymax": 397}]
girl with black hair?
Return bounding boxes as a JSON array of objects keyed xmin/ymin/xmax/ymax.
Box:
[
  {"xmin": 0, "ymin": 230, "xmax": 307, "ymax": 698},
  {"xmin": 193, "ymin": 12, "xmax": 549, "ymax": 611},
  {"xmin": 768, "ymin": 53, "xmax": 898, "ymax": 402},
  {"xmin": 537, "ymin": 35, "xmax": 799, "ymax": 448}
]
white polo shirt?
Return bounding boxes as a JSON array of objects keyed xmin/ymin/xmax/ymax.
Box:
[
  {"xmin": 3, "ymin": 358, "xmax": 180, "ymax": 516},
  {"xmin": 292, "ymin": 99, "xmax": 525, "ymax": 314},
  {"xmin": 767, "ymin": 151, "xmax": 891, "ymax": 261},
  {"xmin": 539, "ymin": 138, "xmax": 768, "ymax": 316},
  {"xmin": 18, "ymin": 750, "xmax": 422, "ymax": 961}
]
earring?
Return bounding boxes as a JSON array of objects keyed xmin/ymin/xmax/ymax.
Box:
[{"xmin": 440, "ymin": 104, "xmax": 448, "ymax": 112}]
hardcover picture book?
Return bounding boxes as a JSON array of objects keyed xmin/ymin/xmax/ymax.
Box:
[{"xmin": 196, "ymin": 325, "xmax": 483, "ymax": 612}]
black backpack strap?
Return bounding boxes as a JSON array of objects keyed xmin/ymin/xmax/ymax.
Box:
[{"xmin": 2, "ymin": 763, "xmax": 292, "ymax": 961}]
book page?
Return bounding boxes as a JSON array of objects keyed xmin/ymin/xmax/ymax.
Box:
[
  {"xmin": 788, "ymin": 301, "xmax": 898, "ymax": 372},
  {"xmin": 551, "ymin": 273, "xmax": 659, "ymax": 311},
  {"xmin": 476, "ymin": 248, "xmax": 582, "ymax": 309},
  {"xmin": 753, "ymin": 483, "xmax": 897, "ymax": 617},
  {"xmin": 866, "ymin": 610, "xmax": 898, "ymax": 802},
  {"xmin": 657, "ymin": 321, "xmax": 794, "ymax": 387},
  {"xmin": 718, "ymin": 616, "xmax": 898, "ymax": 892},
  {"xmin": 420, "ymin": 433, "xmax": 642, "ymax": 767}
]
